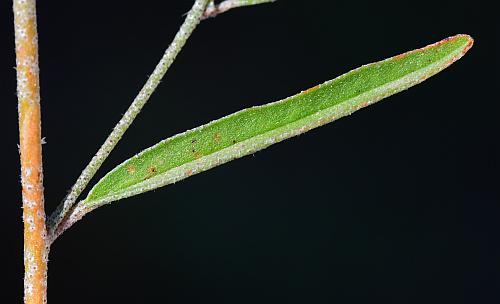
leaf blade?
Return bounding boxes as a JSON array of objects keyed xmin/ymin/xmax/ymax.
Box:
[{"xmin": 83, "ymin": 34, "xmax": 473, "ymax": 207}]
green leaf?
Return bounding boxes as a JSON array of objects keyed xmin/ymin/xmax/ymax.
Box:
[{"xmin": 83, "ymin": 34, "xmax": 473, "ymax": 208}]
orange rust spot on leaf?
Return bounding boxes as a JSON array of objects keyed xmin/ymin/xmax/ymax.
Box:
[
  {"xmin": 393, "ymin": 52, "xmax": 408, "ymax": 60},
  {"xmin": 126, "ymin": 165, "xmax": 136, "ymax": 174},
  {"xmin": 303, "ymin": 85, "xmax": 320, "ymax": 95},
  {"xmin": 194, "ymin": 152, "xmax": 203, "ymax": 159},
  {"xmin": 186, "ymin": 169, "xmax": 193, "ymax": 176},
  {"xmin": 147, "ymin": 166, "xmax": 158, "ymax": 174},
  {"xmin": 214, "ymin": 132, "xmax": 222, "ymax": 142}
]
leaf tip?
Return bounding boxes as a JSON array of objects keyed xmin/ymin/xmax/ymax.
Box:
[
  {"xmin": 457, "ymin": 34, "xmax": 474, "ymax": 55},
  {"xmin": 445, "ymin": 34, "xmax": 474, "ymax": 67},
  {"xmin": 423, "ymin": 34, "xmax": 474, "ymax": 68}
]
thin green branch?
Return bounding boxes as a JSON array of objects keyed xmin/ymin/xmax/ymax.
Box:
[
  {"xmin": 47, "ymin": 0, "xmax": 211, "ymax": 242},
  {"xmin": 203, "ymin": 0, "xmax": 276, "ymax": 19}
]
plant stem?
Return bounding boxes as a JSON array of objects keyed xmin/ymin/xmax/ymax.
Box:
[
  {"xmin": 47, "ymin": 0, "xmax": 212, "ymax": 241},
  {"xmin": 13, "ymin": 1, "xmax": 48, "ymax": 303},
  {"xmin": 203, "ymin": 0, "xmax": 276, "ymax": 19}
]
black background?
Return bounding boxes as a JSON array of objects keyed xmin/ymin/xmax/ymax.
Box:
[{"xmin": 1, "ymin": 1, "xmax": 498, "ymax": 303}]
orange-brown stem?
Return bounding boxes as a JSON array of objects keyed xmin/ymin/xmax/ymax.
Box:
[{"xmin": 14, "ymin": 0, "xmax": 48, "ymax": 303}]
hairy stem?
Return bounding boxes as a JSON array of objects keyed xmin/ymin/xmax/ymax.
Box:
[
  {"xmin": 47, "ymin": 0, "xmax": 212, "ymax": 241},
  {"xmin": 203, "ymin": 0, "xmax": 276, "ymax": 19},
  {"xmin": 14, "ymin": 1, "xmax": 48, "ymax": 303}
]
